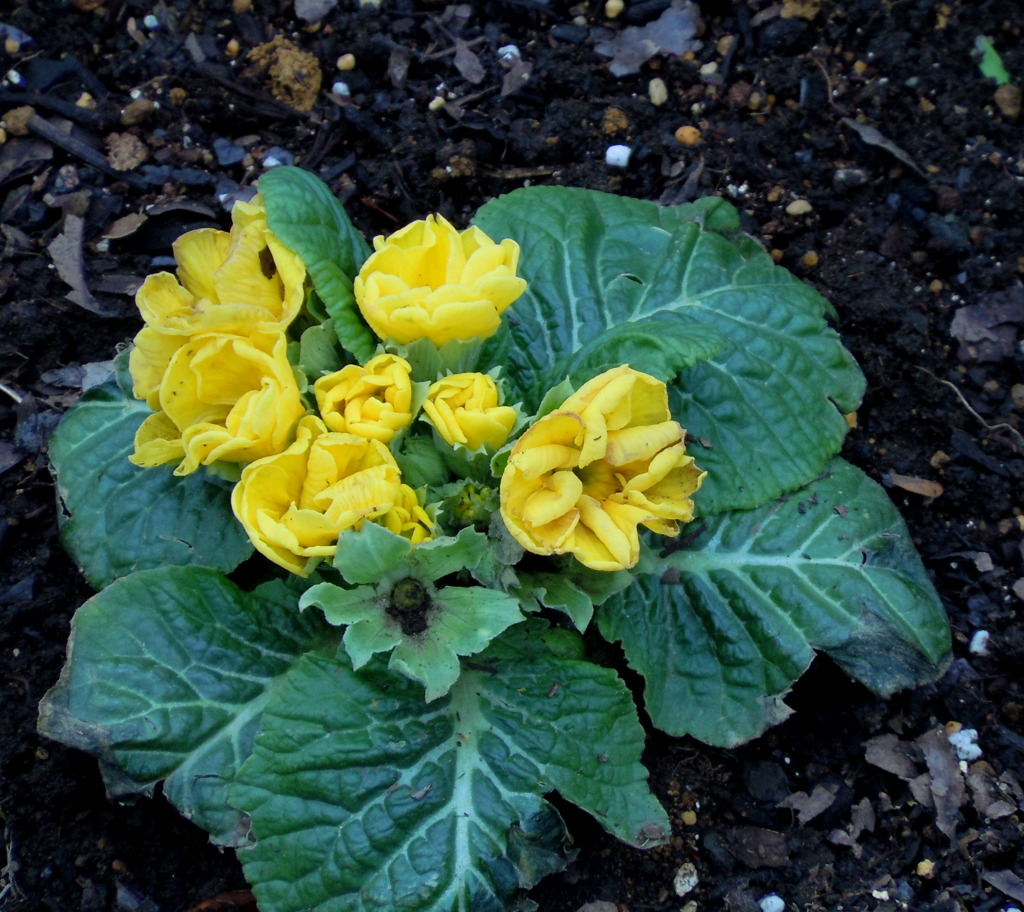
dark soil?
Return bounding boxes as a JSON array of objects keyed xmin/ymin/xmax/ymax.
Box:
[{"xmin": 2, "ymin": 1, "xmax": 1023, "ymax": 911}]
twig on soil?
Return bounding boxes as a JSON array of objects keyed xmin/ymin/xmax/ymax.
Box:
[
  {"xmin": 916, "ymin": 367, "xmax": 1024, "ymax": 450},
  {"xmin": 24, "ymin": 112, "xmax": 149, "ymax": 190}
]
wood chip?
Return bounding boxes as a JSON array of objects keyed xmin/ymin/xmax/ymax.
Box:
[{"xmin": 887, "ymin": 472, "xmax": 943, "ymax": 498}]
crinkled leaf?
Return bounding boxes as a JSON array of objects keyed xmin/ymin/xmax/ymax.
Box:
[
  {"xmin": 598, "ymin": 458, "xmax": 951, "ymax": 747},
  {"xmin": 37, "ymin": 568, "xmax": 331, "ymax": 845},
  {"xmin": 560, "ymin": 315, "xmax": 726, "ymax": 384},
  {"xmin": 260, "ymin": 166, "xmax": 376, "ymax": 362},
  {"xmin": 49, "ymin": 382, "xmax": 252, "ymax": 589},
  {"xmin": 473, "ymin": 186, "xmax": 865, "ymax": 514},
  {"xmin": 232, "ymin": 621, "xmax": 667, "ymax": 912}
]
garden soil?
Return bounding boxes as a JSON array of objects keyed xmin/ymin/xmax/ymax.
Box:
[{"xmin": 1, "ymin": 1, "xmax": 1022, "ymax": 911}]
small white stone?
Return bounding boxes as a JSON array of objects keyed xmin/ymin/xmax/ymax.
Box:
[
  {"xmin": 497, "ymin": 44, "xmax": 521, "ymax": 62},
  {"xmin": 968, "ymin": 630, "xmax": 990, "ymax": 654},
  {"xmin": 673, "ymin": 862, "xmax": 699, "ymax": 897},
  {"xmin": 759, "ymin": 894, "xmax": 785, "ymax": 912},
  {"xmin": 331, "ymin": 81, "xmax": 351, "ymax": 97},
  {"xmin": 948, "ymin": 728, "xmax": 982, "ymax": 761},
  {"xmin": 649, "ymin": 77, "xmax": 668, "ymax": 106},
  {"xmin": 605, "ymin": 144, "xmax": 632, "ymax": 168},
  {"xmin": 786, "ymin": 198, "xmax": 814, "ymax": 216},
  {"xmin": 143, "ymin": 13, "xmax": 160, "ymax": 29}
]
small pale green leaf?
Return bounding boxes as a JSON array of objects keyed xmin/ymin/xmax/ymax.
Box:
[
  {"xmin": 473, "ymin": 186, "xmax": 865, "ymax": 514},
  {"xmin": 260, "ymin": 166, "xmax": 376, "ymax": 362},
  {"xmin": 598, "ymin": 458, "xmax": 951, "ymax": 747},
  {"xmin": 37, "ymin": 568, "xmax": 331, "ymax": 845},
  {"xmin": 49, "ymin": 382, "xmax": 252, "ymax": 589},
  {"xmin": 976, "ymin": 36, "xmax": 1011, "ymax": 85},
  {"xmin": 232, "ymin": 621, "xmax": 666, "ymax": 912}
]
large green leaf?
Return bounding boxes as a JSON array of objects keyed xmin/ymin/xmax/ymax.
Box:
[
  {"xmin": 37, "ymin": 568, "xmax": 331, "ymax": 845},
  {"xmin": 260, "ymin": 166, "xmax": 376, "ymax": 362},
  {"xmin": 473, "ymin": 187, "xmax": 865, "ymax": 513},
  {"xmin": 232, "ymin": 622, "xmax": 668, "ymax": 912},
  {"xmin": 598, "ymin": 458, "xmax": 951, "ymax": 748},
  {"xmin": 49, "ymin": 382, "xmax": 252, "ymax": 589}
]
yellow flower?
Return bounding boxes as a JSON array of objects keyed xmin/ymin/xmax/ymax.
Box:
[
  {"xmin": 378, "ymin": 484, "xmax": 434, "ymax": 544},
  {"xmin": 129, "ymin": 196, "xmax": 306, "ymax": 407},
  {"xmin": 422, "ymin": 372, "xmax": 517, "ymax": 451},
  {"xmin": 232, "ymin": 416, "xmax": 404, "ymax": 576},
  {"xmin": 499, "ymin": 366, "xmax": 705, "ymax": 572},
  {"xmin": 130, "ymin": 331, "xmax": 305, "ymax": 476},
  {"xmin": 354, "ymin": 214, "xmax": 526, "ymax": 347},
  {"xmin": 313, "ymin": 353, "xmax": 414, "ymax": 444}
]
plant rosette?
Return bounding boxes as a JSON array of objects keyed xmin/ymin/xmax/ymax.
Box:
[{"xmin": 41, "ymin": 169, "xmax": 951, "ymax": 912}]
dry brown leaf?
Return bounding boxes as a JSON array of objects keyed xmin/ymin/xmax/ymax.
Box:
[
  {"xmin": 916, "ymin": 727, "xmax": 965, "ymax": 843},
  {"xmin": 720, "ymin": 826, "xmax": 790, "ymax": 869},
  {"xmin": 777, "ymin": 783, "xmax": 837, "ymax": 824},
  {"xmin": 102, "ymin": 212, "xmax": 148, "ymax": 240},
  {"xmin": 47, "ymin": 214, "xmax": 106, "ymax": 315},
  {"xmin": 983, "ymin": 870, "xmax": 1024, "ymax": 904},
  {"xmin": 454, "ymin": 39, "xmax": 485, "ymax": 84},
  {"xmin": 888, "ymin": 473, "xmax": 944, "ymax": 498},
  {"xmin": 842, "ymin": 117, "xmax": 927, "ymax": 177},
  {"xmin": 864, "ymin": 733, "xmax": 918, "ymax": 780}
]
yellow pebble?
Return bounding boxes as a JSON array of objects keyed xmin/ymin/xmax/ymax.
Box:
[
  {"xmin": 800, "ymin": 250, "xmax": 819, "ymax": 268},
  {"xmin": 428, "ymin": 96, "xmax": 446, "ymax": 111},
  {"xmin": 225, "ymin": 37, "xmax": 241, "ymax": 58},
  {"xmin": 674, "ymin": 125, "xmax": 701, "ymax": 146},
  {"xmin": 232, "ymin": 0, "xmax": 252, "ymax": 12},
  {"xmin": 604, "ymin": 0, "xmax": 625, "ymax": 18},
  {"xmin": 337, "ymin": 53, "xmax": 356, "ymax": 71},
  {"xmin": 786, "ymin": 199, "xmax": 813, "ymax": 216},
  {"xmin": 4, "ymin": 37, "xmax": 20, "ymax": 55},
  {"xmin": 681, "ymin": 810, "xmax": 698, "ymax": 826}
]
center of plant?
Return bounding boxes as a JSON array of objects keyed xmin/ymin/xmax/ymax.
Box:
[{"xmin": 387, "ymin": 577, "xmax": 431, "ymax": 635}]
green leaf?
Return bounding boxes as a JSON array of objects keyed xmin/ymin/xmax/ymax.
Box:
[
  {"xmin": 232, "ymin": 621, "xmax": 667, "ymax": 912},
  {"xmin": 560, "ymin": 315, "xmax": 725, "ymax": 385},
  {"xmin": 298, "ymin": 320, "xmax": 344, "ymax": 378},
  {"xmin": 49, "ymin": 382, "xmax": 253, "ymax": 589},
  {"xmin": 976, "ymin": 36, "xmax": 1011, "ymax": 85},
  {"xmin": 37, "ymin": 568, "xmax": 331, "ymax": 845},
  {"xmin": 260, "ymin": 166, "xmax": 376, "ymax": 362},
  {"xmin": 473, "ymin": 187, "xmax": 865, "ymax": 514},
  {"xmin": 598, "ymin": 458, "xmax": 951, "ymax": 747}
]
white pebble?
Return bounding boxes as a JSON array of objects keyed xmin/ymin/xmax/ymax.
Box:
[
  {"xmin": 331, "ymin": 81, "xmax": 351, "ymax": 97},
  {"xmin": 968, "ymin": 630, "xmax": 990, "ymax": 655},
  {"xmin": 605, "ymin": 144, "xmax": 632, "ymax": 168},
  {"xmin": 497, "ymin": 44, "xmax": 521, "ymax": 62},
  {"xmin": 673, "ymin": 862, "xmax": 699, "ymax": 897},
  {"xmin": 947, "ymin": 728, "xmax": 982, "ymax": 761},
  {"xmin": 759, "ymin": 894, "xmax": 785, "ymax": 912},
  {"xmin": 649, "ymin": 77, "xmax": 668, "ymax": 106},
  {"xmin": 143, "ymin": 14, "xmax": 160, "ymax": 29}
]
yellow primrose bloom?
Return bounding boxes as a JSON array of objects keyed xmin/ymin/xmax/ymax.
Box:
[
  {"xmin": 129, "ymin": 196, "xmax": 306, "ymax": 407},
  {"xmin": 354, "ymin": 214, "xmax": 526, "ymax": 347},
  {"xmin": 499, "ymin": 365, "xmax": 705, "ymax": 572},
  {"xmin": 422, "ymin": 372, "xmax": 517, "ymax": 452},
  {"xmin": 313, "ymin": 353, "xmax": 414, "ymax": 444},
  {"xmin": 232, "ymin": 416, "xmax": 404, "ymax": 576},
  {"xmin": 130, "ymin": 331, "xmax": 304, "ymax": 476},
  {"xmin": 378, "ymin": 484, "xmax": 434, "ymax": 544}
]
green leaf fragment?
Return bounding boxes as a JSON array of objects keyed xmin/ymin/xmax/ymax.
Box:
[
  {"xmin": 232, "ymin": 622, "xmax": 667, "ymax": 912},
  {"xmin": 599, "ymin": 458, "xmax": 951, "ymax": 747},
  {"xmin": 37, "ymin": 568, "xmax": 331, "ymax": 845},
  {"xmin": 49, "ymin": 381, "xmax": 253, "ymax": 589},
  {"xmin": 259, "ymin": 166, "xmax": 377, "ymax": 362},
  {"xmin": 472, "ymin": 186, "xmax": 865, "ymax": 515}
]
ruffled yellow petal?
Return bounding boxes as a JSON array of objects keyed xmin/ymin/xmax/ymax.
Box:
[
  {"xmin": 232, "ymin": 417, "xmax": 404, "ymax": 576},
  {"xmin": 500, "ymin": 366, "xmax": 704, "ymax": 571},
  {"xmin": 355, "ymin": 214, "xmax": 526, "ymax": 346},
  {"xmin": 129, "ymin": 410, "xmax": 184, "ymax": 467}
]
